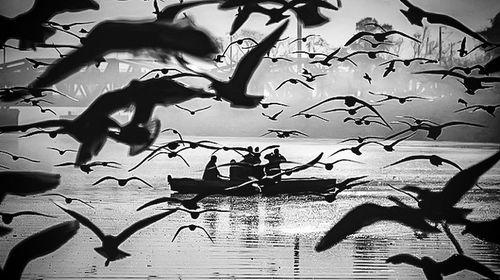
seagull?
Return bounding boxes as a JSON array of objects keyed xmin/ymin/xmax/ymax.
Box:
[
  {"xmin": 413, "ymin": 70, "xmax": 500, "ymax": 95},
  {"xmin": 0, "ymin": 171, "xmax": 60, "ymax": 204},
  {"xmin": 92, "ymin": 176, "xmax": 154, "ymax": 189},
  {"xmin": 262, "ymin": 110, "xmax": 283, "ymax": 121},
  {"xmin": 291, "ymin": 112, "xmax": 328, "ymax": 122},
  {"xmin": 289, "ymin": 34, "xmax": 319, "ymax": 44},
  {"xmin": 260, "ymin": 129, "xmax": 308, "ymax": 138},
  {"xmin": 137, "ymin": 193, "xmax": 211, "ymax": 211},
  {"xmin": 317, "ymin": 159, "xmax": 363, "ymax": 171},
  {"xmin": 163, "ymin": 207, "xmax": 230, "ymax": 219},
  {"xmin": 384, "ymin": 155, "xmax": 462, "ymax": 170},
  {"xmin": 139, "ymin": 68, "xmax": 183, "ymax": 80},
  {"xmin": 47, "ymin": 21, "xmax": 94, "ymax": 31},
  {"xmin": 386, "ymin": 253, "xmax": 498, "ymax": 280},
  {"xmin": 455, "ymin": 104, "xmax": 500, "ymax": 117},
  {"xmin": 0, "ymin": 150, "xmax": 40, "ymax": 163},
  {"xmin": 338, "ymin": 136, "xmax": 384, "ymax": 144},
  {"xmin": 276, "ymin": 78, "xmax": 314, "ymax": 91},
  {"xmin": 386, "ymin": 120, "xmax": 485, "ymax": 141},
  {"xmin": 363, "ymin": 73, "xmax": 372, "ymax": 84},
  {"xmin": 47, "ymin": 147, "xmax": 77, "ymax": 155},
  {"xmin": 368, "ymin": 91, "xmax": 428, "ymax": 104},
  {"xmin": 315, "ymin": 203, "xmax": 440, "ymax": 252},
  {"xmin": 54, "ymin": 161, "xmax": 121, "ymax": 174},
  {"xmin": 41, "ymin": 193, "xmax": 94, "ymax": 209},
  {"xmin": 322, "ymin": 104, "xmax": 380, "ymax": 115},
  {"xmin": 260, "ymin": 101, "xmax": 289, "ymax": 109},
  {"xmin": 344, "ymin": 30, "xmax": 420, "ymax": 46},
  {"xmin": 457, "ymin": 37, "xmax": 468, "ymax": 57},
  {"xmin": 0, "ymin": 211, "xmax": 55, "ymax": 224},
  {"xmin": 54, "ymin": 203, "xmax": 176, "ymax": 266},
  {"xmin": 171, "ymin": 224, "xmax": 214, "ymax": 243},
  {"xmin": 1, "ymin": 220, "xmax": 80, "ymax": 279},
  {"xmin": 298, "ymin": 95, "xmax": 391, "ymax": 128},
  {"xmin": 175, "ymin": 105, "xmax": 212, "ymax": 115},
  {"xmin": 371, "ymin": 133, "xmax": 416, "ymax": 152},
  {"xmin": 330, "ymin": 141, "xmax": 379, "ymax": 157},
  {"xmin": 25, "ymin": 58, "xmax": 52, "ymax": 69}
]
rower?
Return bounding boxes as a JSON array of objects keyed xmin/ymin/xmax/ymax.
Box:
[
  {"xmin": 264, "ymin": 149, "xmax": 286, "ymax": 180},
  {"xmin": 202, "ymin": 155, "xmax": 222, "ymax": 181}
]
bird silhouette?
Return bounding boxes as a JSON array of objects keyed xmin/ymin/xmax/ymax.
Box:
[
  {"xmin": 54, "ymin": 161, "xmax": 121, "ymax": 174},
  {"xmin": 458, "ymin": 98, "xmax": 468, "ymax": 107},
  {"xmin": 0, "ymin": 0, "xmax": 99, "ymax": 49},
  {"xmin": 338, "ymin": 135, "xmax": 384, "ymax": 144},
  {"xmin": 1, "ymin": 220, "xmax": 80, "ymax": 280},
  {"xmin": 0, "ymin": 150, "xmax": 40, "ymax": 163},
  {"xmin": 386, "ymin": 120, "xmax": 485, "ymax": 140},
  {"xmin": 368, "ymin": 91, "xmax": 428, "ymax": 104},
  {"xmin": 139, "ymin": 68, "xmax": 182, "ymax": 80},
  {"xmin": 360, "ymin": 38, "xmax": 392, "ymax": 48},
  {"xmin": 264, "ymin": 56, "xmax": 293, "ymax": 63},
  {"xmin": 343, "ymin": 115, "xmax": 385, "ymax": 126},
  {"xmin": 415, "ymin": 69, "xmax": 500, "ymax": 95},
  {"xmin": 175, "ymin": 105, "xmax": 212, "ymax": 115},
  {"xmin": 137, "ymin": 193, "xmax": 211, "ymax": 211},
  {"xmin": 363, "ymin": 73, "xmax": 372, "ymax": 84},
  {"xmin": 164, "ymin": 207, "xmax": 230, "ymax": 219},
  {"xmin": 315, "ymin": 203, "xmax": 439, "ymax": 252},
  {"xmin": 457, "ymin": 37, "xmax": 468, "ymax": 57},
  {"xmin": 47, "ymin": 147, "xmax": 77, "ymax": 155},
  {"xmin": 298, "ymin": 95, "xmax": 391, "ymax": 128},
  {"xmin": 260, "ymin": 101, "xmax": 289, "ymax": 109},
  {"xmin": 35, "ymin": 105, "xmax": 57, "ymax": 116},
  {"xmin": 462, "ymin": 217, "xmax": 500, "ymax": 245},
  {"xmin": 329, "ymin": 141, "xmax": 379, "ymax": 157},
  {"xmin": 92, "ymin": 176, "xmax": 154, "ymax": 189},
  {"xmin": 321, "ymin": 104, "xmax": 380, "ymax": 115},
  {"xmin": 397, "ymin": 116, "xmax": 439, "ymax": 126},
  {"xmin": 310, "ymin": 48, "xmax": 343, "ymax": 66},
  {"xmin": 260, "ymin": 129, "xmax": 308, "ymax": 138},
  {"xmin": 371, "ymin": 133, "xmax": 416, "ymax": 152},
  {"xmin": 386, "ymin": 253, "xmax": 498, "ymax": 280},
  {"xmin": 47, "ymin": 20, "xmax": 93, "ymax": 31},
  {"xmin": 25, "ymin": 58, "xmax": 52, "ymax": 68},
  {"xmin": 41, "ymin": 193, "xmax": 94, "ymax": 208},
  {"xmin": 291, "ymin": 112, "xmax": 328, "ymax": 122},
  {"xmin": 0, "ymin": 171, "xmax": 60, "ymax": 204},
  {"xmin": 177, "ymin": 21, "xmax": 288, "ymax": 108},
  {"xmin": 292, "ymin": 50, "xmax": 327, "ymax": 59},
  {"xmin": 399, "ymin": 0, "xmax": 497, "ymax": 46},
  {"xmin": 262, "ymin": 110, "xmax": 283, "ymax": 121},
  {"xmin": 384, "ymin": 155, "xmax": 462, "ymax": 170},
  {"xmin": 344, "ymin": 30, "xmax": 420, "ymax": 46},
  {"xmin": 171, "ymin": 224, "xmax": 214, "ymax": 243},
  {"xmin": 301, "ymin": 72, "xmax": 326, "ymax": 82},
  {"xmin": 54, "ymin": 203, "xmax": 176, "ymax": 266},
  {"xmin": 289, "ymin": 34, "xmax": 319, "ymax": 44},
  {"xmin": 0, "ymin": 211, "xmax": 55, "ymax": 225},
  {"xmin": 455, "ymin": 104, "xmax": 500, "ymax": 117},
  {"xmin": 30, "ymin": 20, "xmax": 218, "ymax": 89},
  {"xmin": 317, "ymin": 159, "xmax": 363, "ymax": 171}
]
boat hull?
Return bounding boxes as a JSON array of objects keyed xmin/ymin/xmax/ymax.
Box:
[{"xmin": 168, "ymin": 176, "xmax": 337, "ymax": 196}]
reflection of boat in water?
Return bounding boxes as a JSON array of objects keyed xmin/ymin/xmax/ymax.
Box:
[
  {"xmin": 168, "ymin": 175, "xmax": 337, "ymax": 196},
  {"xmin": 0, "ymin": 106, "xmax": 19, "ymax": 126}
]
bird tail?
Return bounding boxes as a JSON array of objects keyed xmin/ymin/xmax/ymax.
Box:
[{"xmin": 94, "ymin": 247, "xmax": 130, "ymax": 262}]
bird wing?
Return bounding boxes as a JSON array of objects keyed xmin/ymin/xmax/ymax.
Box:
[
  {"xmin": 13, "ymin": 211, "xmax": 55, "ymax": 219},
  {"xmin": 311, "ymin": 114, "xmax": 329, "ymax": 122},
  {"xmin": 54, "ymin": 162, "xmax": 77, "ymax": 167},
  {"xmin": 440, "ymin": 159, "xmax": 463, "ymax": 171},
  {"xmin": 274, "ymin": 153, "xmax": 323, "ymax": 178},
  {"xmin": 175, "ymin": 105, "xmax": 190, "ymax": 113},
  {"xmin": 329, "ymin": 147, "xmax": 350, "ymax": 157},
  {"xmin": 92, "ymin": 176, "xmax": 116, "ymax": 186},
  {"xmin": 297, "ymin": 80, "xmax": 315, "ymax": 90},
  {"xmin": 53, "ymin": 203, "xmax": 105, "ymax": 240},
  {"xmin": 413, "ymin": 70, "xmax": 467, "ymax": 80},
  {"xmin": 130, "ymin": 177, "xmax": 154, "ymax": 188},
  {"xmin": 385, "ymin": 254, "xmax": 423, "ymax": 267},
  {"xmin": 276, "ymin": 80, "xmax": 292, "ymax": 90},
  {"xmin": 384, "ymin": 155, "xmax": 432, "ymax": 168},
  {"xmin": 194, "ymin": 105, "xmax": 212, "ymax": 113},
  {"xmin": 230, "ymin": 21, "xmax": 288, "ymax": 91},
  {"xmin": 425, "ymin": 12, "xmax": 490, "ymax": 44},
  {"xmin": 315, "ymin": 204, "xmax": 439, "ymax": 252},
  {"xmin": 386, "ymin": 30, "xmax": 421, "ymax": 43},
  {"xmin": 171, "ymin": 225, "xmax": 189, "ymax": 242},
  {"xmin": 196, "ymin": 225, "xmax": 215, "ymax": 243},
  {"xmin": 116, "ymin": 209, "xmax": 177, "ymax": 245},
  {"xmin": 438, "ymin": 254, "xmax": 498, "ymax": 279},
  {"xmin": 344, "ymin": 32, "xmax": 372, "ymax": 46},
  {"xmin": 2, "ymin": 220, "xmax": 79, "ymax": 280},
  {"xmin": 439, "ymin": 149, "xmax": 500, "ymax": 207},
  {"xmin": 271, "ymin": 110, "xmax": 283, "ymax": 119},
  {"xmin": 137, "ymin": 197, "xmax": 177, "ymax": 211},
  {"xmin": 354, "ymin": 98, "xmax": 392, "ymax": 128}
]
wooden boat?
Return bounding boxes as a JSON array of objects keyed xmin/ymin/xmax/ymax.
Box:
[{"xmin": 167, "ymin": 175, "xmax": 337, "ymax": 196}]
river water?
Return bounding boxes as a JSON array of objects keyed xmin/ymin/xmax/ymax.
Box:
[{"xmin": 1, "ymin": 134, "xmax": 499, "ymax": 279}]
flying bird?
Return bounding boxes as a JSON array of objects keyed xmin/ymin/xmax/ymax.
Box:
[
  {"xmin": 139, "ymin": 68, "xmax": 182, "ymax": 80},
  {"xmin": 317, "ymin": 159, "xmax": 363, "ymax": 171},
  {"xmin": 1, "ymin": 220, "xmax": 80, "ymax": 280},
  {"xmin": 387, "ymin": 120, "xmax": 485, "ymax": 140},
  {"xmin": 344, "ymin": 30, "xmax": 421, "ymax": 46},
  {"xmin": 171, "ymin": 224, "xmax": 214, "ymax": 243},
  {"xmin": 260, "ymin": 129, "xmax": 308, "ymax": 138},
  {"xmin": 92, "ymin": 176, "xmax": 154, "ymax": 188},
  {"xmin": 0, "ymin": 211, "xmax": 55, "ymax": 224},
  {"xmin": 164, "ymin": 207, "xmax": 230, "ymax": 219},
  {"xmin": 384, "ymin": 155, "xmax": 462, "ymax": 170},
  {"xmin": 298, "ymin": 95, "xmax": 392, "ymax": 128},
  {"xmin": 0, "ymin": 171, "xmax": 60, "ymax": 203},
  {"xmin": 0, "ymin": 150, "xmax": 40, "ymax": 163},
  {"xmin": 289, "ymin": 34, "xmax": 319, "ymax": 44},
  {"xmin": 30, "ymin": 20, "xmax": 218, "ymax": 89},
  {"xmin": 54, "ymin": 203, "xmax": 176, "ymax": 266},
  {"xmin": 329, "ymin": 141, "xmax": 379, "ymax": 157},
  {"xmin": 457, "ymin": 37, "xmax": 468, "ymax": 57},
  {"xmin": 54, "ymin": 161, "xmax": 121, "ymax": 174},
  {"xmin": 0, "ymin": 0, "xmax": 99, "ymax": 49},
  {"xmin": 338, "ymin": 136, "xmax": 384, "ymax": 144},
  {"xmin": 399, "ymin": 0, "xmax": 497, "ymax": 46},
  {"xmin": 41, "ymin": 193, "xmax": 94, "ymax": 208},
  {"xmin": 137, "ymin": 193, "xmax": 211, "ymax": 211},
  {"xmin": 291, "ymin": 112, "xmax": 329, "ymax": 122},
  {"xmin": 260, "ymin": 101, "xmax": 289, "ymax": 109},
  {"xmin": 368, "ymin": 91, "xmax": 428, "ymax": 104},
  {"xmin": 386, "ymin": 253, "xmax": 498, "ymax": 280},
  {"xmin": 175, "ymin": 105, "xmax": 212, "ymax": 115},
  {"xmin": 455, "ymin": 104, "xmax": 500, "ymax": 117},
  {"xmin": 315, "ymin": 203, "xmax": 439, "ymax": 252},
  {"xmin": 363, "ymin": 73, "xmax": 372, "ymax": 84},
  {"xmin": 47, "ymin": 147, "xmax": 77, "ymax": 155},
  {"xmin": 262, "ymin": 110, "xmax": 283, "ymax": 121}
]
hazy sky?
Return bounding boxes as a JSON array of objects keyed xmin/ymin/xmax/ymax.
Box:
[{"xmin": 1, "ymin": 0, "xmax": 499, "ymax": 61}]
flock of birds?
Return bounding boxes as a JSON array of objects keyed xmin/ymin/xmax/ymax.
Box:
[{"xmin": 0, "ymin": 0, "xmax": 500, "ymax": 279}]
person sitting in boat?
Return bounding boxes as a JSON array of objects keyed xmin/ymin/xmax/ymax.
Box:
[
  {"xmin": 264, "ymin": 149, "xmax": 287, "ymax": 180},
  {"xmin": 241, "ymin": 146, "xmax": 264, "ymax": 179},
  {"xmin": 229, "ymin": 159, "xmax": 238, "ymax": 181},
  {"xmin": 202, "ymin": 155, "xmax": 222, "ymax": 181}
]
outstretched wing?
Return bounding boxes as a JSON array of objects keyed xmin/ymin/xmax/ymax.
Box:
[
  {"xmin": 53, "ymin": 203, "xmax": 105, "ymax": 240},
  {"xmin": 171, "ymin": 225, "xmax": 189, "ymax": 242},
  {"xmin": 117, "ymin": 209, "xmax": 177, "ymax": 245},
  {"xmin": 92, "ymin": 176, "xmax": 116, "ymax": 186},
  {"xmin": 384, "ymin": 155, "xmax": 433, "ymax": 168},
  {"xmin": 230, "ymin": 21, "xmax": 288, "ymax": 92},
  {"xmin": 386, "ymin": 253, "xmax": 423, "ymax": 267},
  {"xmin": 425, "ymin": 12, "xmax": 490, "ymax": 44},
  {"xmin": 136, "ymin": 197, "xmax": 177, "ymax": 211},
  {"xmin": 3, "ymin": 220, "xmax": 79, "ymax": 280},
  {"xmin": 439, "ymin": 254, "xmax": 498, "ymax": 279},
  {"xmin": 344, "ymin": 31, "xmax": 372, "ymax": 46}
]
